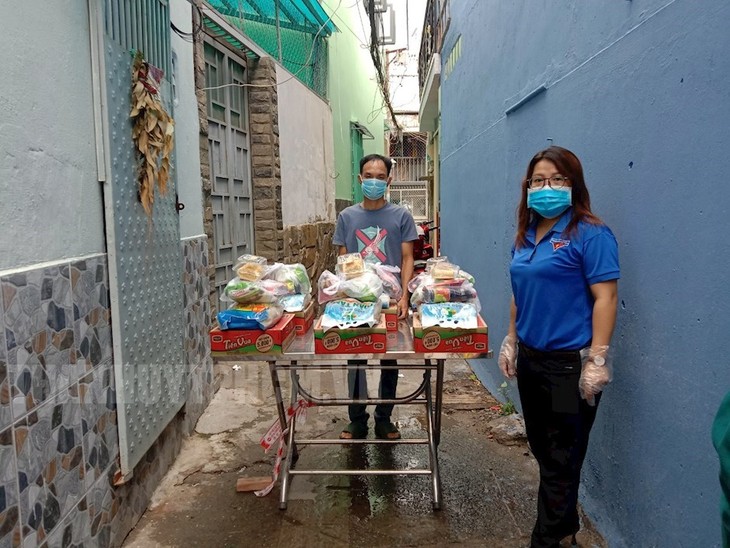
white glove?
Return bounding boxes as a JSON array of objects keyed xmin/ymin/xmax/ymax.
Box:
[
  {"xmin": 498, "ymin": 334, "xmax": 518, "ymax": 379},
  {"xmin": 579, "ymin": 345, "xmax": 612, "ymax": 406}
]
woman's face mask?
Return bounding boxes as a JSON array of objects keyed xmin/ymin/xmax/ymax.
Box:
[
  {"xmin": 527, "ymin": 187, "xmax": 572, "ymax": 219},
  {"xmin": 361, "ymin": 178, "xmax": 388, "ymax": 200}
]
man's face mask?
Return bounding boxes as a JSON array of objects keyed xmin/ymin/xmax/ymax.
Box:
[{"xmin": 361, "ymin": 178, "xmax": 388, "ymax": 200}]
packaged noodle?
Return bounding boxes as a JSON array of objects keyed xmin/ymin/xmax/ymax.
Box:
[
  {"xmin": 223, "ymin": 278, "xmax": 289, "ymax": 304},
  {"xmin": 279, "ymin": 293, "xmax": 311, "ymax": 313},
  {"xmin": 420, "ymin": 302, "xmax": 478, "ymax": 329},
  {"xmin": 217, "ymin": 303, "xmax": 284, "ymax": 330},
  {"xmin": 320, "ymin": 298, "xmax": 382, "ymax": 330}
]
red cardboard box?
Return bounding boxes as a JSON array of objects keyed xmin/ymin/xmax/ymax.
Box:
[
  {"xmin": 412, "ymin": 314, "xmax": 488, "ymax": 354},
  {"xmin": 314, "ymin": 316, "xmax": 387, "ymax": 354},
  {"xmin": 210, "ymin": 314, "xmax": 296, "ymax": 355},
  {"xmin": 291, "ymin": 301, "xmax": 314, "ymax": 336},
  {"xmin": 383, "ymin": 306, "xmax": 398, "ymax": 332}
]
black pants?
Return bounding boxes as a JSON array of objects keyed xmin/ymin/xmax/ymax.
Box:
[
  {"xmin": 347, "ymin": 360, "xmax": 399, "ymax": 424},
  {"xmin": 516, "ymin": 343, "xmax": 601, "ymax": 548}
]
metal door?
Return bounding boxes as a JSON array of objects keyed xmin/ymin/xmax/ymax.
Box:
[
  {"xmin": 99, "ymin": 0, "xmax": 186, "ymax": 478},
  {"xmin": 204, "ymin": 41, "xmax": 254, "ymax": 307}
]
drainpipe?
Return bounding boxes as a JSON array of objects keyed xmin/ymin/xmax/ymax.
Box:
[{"xmin": 88, "ymin": 0, "xmax": 110, "ymax": 185}]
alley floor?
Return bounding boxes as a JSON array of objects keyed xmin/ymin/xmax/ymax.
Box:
[{"xmin": 122, "ymin": 360, "xmax": 606, "ymax": 548}]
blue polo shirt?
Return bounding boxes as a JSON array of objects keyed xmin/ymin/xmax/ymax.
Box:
[{"xmin": 510, "ymin": 208, "xmax": 620, "ymax": 351}]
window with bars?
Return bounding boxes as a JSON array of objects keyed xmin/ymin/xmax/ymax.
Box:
[{"xmin": 104, "ymin": 0, "xmax": 171, "ymax": 76}]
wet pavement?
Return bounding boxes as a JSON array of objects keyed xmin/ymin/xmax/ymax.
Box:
[{"xmin": 123, "ymin": 360, "xmax": 606, "ymax": 547}]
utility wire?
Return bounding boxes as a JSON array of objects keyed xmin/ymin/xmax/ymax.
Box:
[{"xmin": 366, "ymin": 0, "xmax": 401, "ymax": 131}]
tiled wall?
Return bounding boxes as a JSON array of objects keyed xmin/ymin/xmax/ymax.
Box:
[{"xmin": 0, "ymin": 236, "xmax": 214, "ymax": 548}]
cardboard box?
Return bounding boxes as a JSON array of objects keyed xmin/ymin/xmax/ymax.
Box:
[
  {"xmin": 383, "ymin": 306, "xmax": 398, "ymax": 332},
  {"xmin": 291, "ymin": 300, "xmax": 315, "ymax": 336},
  {"xmin": 210, "ymin": 314, "xmax": 296, "ymax": 355},
  {"xmin": 412, "ymin": 314, "xmax": 488, "ymax": 354},
  {"xmin": 314, "ymin": 316, "xmax": 387, "ymax": 354}
]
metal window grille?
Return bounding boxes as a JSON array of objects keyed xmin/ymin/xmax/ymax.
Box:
[
  {"xmin": 390, "ymin": 184, "xmax": 429, "ymax": 221},
  {"xmin": 390, "ymin": 133, "xmax": 428, "ymax": 182},
  {"xmin": 104, "ymin": 0, "xmax": 171, "ymax": 76}
]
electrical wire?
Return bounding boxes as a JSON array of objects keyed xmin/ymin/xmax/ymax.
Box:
[
  {"xmin": 171, "ymin": 1, "xmax": 205, "ymax": 42},
  {"xmin": 365, "ymin": 0, "xmax": 400, "ymax": 131},
  {"xmin": 200, "ymin": 0, "xmax": 343, "ymax": 91}
]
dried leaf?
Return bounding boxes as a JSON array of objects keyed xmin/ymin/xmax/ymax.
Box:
[{"xmin": 145, "ymin": 113, "xmax": 158, "ymax": 133}]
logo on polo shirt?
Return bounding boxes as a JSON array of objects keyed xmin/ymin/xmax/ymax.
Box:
[{"xmin": 550, "ymin": 237, "xmax": 570, "ymax": 251}]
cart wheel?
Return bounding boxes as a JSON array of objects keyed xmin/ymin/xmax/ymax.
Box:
[
  {"xmin": 291, "ymin": 446, "xmax": 300, "ymax": 466},
  {"xmin": 432, "ymin": 501, "xmax": 442, "ymax": 511},
  {"xmin": 279, "ymin": 502, "xmax": 288, "ymax": 510}
]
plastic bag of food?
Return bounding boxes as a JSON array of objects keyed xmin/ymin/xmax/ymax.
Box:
[
  {"xmin": 343, "ymin": 271, "xmax": 383, "ymax": 302},
  {"xmin": 368, "ymin": 263, "xmax": 402, "ymax": 301},
  {"xmin": 408, "ymin": 272, "xmax": 432, "ymax": 294},
  {"xmin": 419, "ymin": 302, "xmax": 478, "ymax": 329},
  {"xmin": 458, "ymin": 269, "xmax": 475, "ymax": 284},
  {"xmin": 320, "ymin": 298, "xmax": 382, "ymax": 330},
  {"xmin": 336, "ymin": 253, "xmax": 365, "ymax": 279},
  {"xmin": 318, "ymin": 270, "xmax": 348, "ymax": 303},
  {"xmin": 410, "ymin": 278, "xmax": 481, "ymax": 312},
  {"xmin": 279, "ymin": 293, "xmax": 311, "ymax": 313},
  {"xmin": 265, "ymin": 263, "xmax": 312, "ymax": 295},
  {"xmin": 318, "ymin": 269, "xmax": 383, "ymax": 304},
  {"xmin": 234, "ymin": 254, "xmax": 269, "ymax": 282},
  {"xmin": 217, "ymin": 303, "xmax": 284, "ymax": 330}
]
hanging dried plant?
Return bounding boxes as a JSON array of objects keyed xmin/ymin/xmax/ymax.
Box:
[{"xmin": 130, "ymin": 51, "xmax": 175, "ymax": 215}]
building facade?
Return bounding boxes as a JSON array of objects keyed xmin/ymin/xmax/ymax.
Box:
[{"xmin": 433, "ymin": 1, "xmax": 730, "ymax": 545}]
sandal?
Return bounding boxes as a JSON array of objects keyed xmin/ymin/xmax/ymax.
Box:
[
  {"xmin": 374, "ymin": 421, "xmax": 401, "ymax": 440},
  {"xmin": 339, "ymin": 421, "xmax": 368, "ymax": 440}
]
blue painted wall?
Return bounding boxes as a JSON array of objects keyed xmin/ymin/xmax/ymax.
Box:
[{"xmin": 438, "ymin": 1, "xmax": 730, "ymax": 545}]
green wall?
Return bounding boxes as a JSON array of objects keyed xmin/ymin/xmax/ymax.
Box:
[{"xmin": 322, "ymin": 0, "xmax": 385, "ymax": 203}]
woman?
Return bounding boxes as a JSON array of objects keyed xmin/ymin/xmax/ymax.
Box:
[{"xmin": 498, "ymin": 146, "xmax": 619, "ymax": 547}]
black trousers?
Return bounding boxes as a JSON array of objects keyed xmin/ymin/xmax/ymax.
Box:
[
  {"xmin": 347, "ymin": 360, "xmax": 399, "ymax": 423},
  {"xmin": 516, "ymin": 343, "xmax": 601, "ymax": 548}
]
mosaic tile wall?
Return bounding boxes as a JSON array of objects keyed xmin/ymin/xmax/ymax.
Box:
[{"xmin": 0, "ymin": 235, "xmax": 214, "ymax": 548}]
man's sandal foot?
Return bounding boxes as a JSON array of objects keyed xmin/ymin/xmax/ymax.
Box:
[
  {"xmin": 374, "ymin": 421, "xmax": 401, "ymax": 440},
  {"xmin": 339, "ymin": 421, "xmax": 368, "ymax": 440}
]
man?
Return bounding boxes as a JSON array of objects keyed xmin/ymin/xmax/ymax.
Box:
[{"xmin": 332, "ymin": 154, "xmax": 418, "ymax": 440}]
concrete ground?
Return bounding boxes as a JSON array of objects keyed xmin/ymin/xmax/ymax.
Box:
[{"xmin": 123, "ymin": 360, "xmax": 606, "ymax": 548}]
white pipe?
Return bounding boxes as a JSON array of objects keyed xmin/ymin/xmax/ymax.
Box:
[{"xmin": 87, "ymin": 0, "xmax": 109, "ymax": 182}]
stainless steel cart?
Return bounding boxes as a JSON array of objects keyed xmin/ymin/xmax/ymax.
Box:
[{"xmin": 216, "ymin": 319, "xmax": 490, "ymax": 510}]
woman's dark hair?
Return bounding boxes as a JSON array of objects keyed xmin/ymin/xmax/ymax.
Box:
[
  {"xmin": 360, "ymin": 154, "xmax": 392, "ymax": 176},
  {"xmin": 515, "ymin": 146, "xmax": 602, "ymax": 248}
]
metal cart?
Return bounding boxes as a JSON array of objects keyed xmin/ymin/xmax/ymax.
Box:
[{"xmin": 216, "ymin": 318, "xmax": 490, "ymax": 510}]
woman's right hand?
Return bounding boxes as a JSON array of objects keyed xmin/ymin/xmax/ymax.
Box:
[{"xmin": 498, "ymin": 334, "xmax": 518, "ymax": 378}]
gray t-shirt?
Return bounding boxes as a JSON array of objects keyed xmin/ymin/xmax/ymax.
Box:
[{"xmin": 333, "ymin": 202, "xmax": 418, "ymax": 268}]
